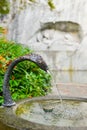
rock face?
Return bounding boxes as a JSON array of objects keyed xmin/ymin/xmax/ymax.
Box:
[{"xmin": 1, "ymin": 0, "xmax": 87, "ymax": 70}]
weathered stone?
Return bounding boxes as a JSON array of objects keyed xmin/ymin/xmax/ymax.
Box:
[{"xmin": 1, "ymin": 0, "xmax": 87, "ymax": 70}]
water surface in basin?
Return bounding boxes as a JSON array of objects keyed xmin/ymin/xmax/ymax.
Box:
[{"xmin": 16, "ymin": 99, "xmax": 87, "ymax": 127}]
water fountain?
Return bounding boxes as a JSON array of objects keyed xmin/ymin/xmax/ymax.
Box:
[{"xmin": 0, "ymin": 53, "xmax": 87, "ymax": 130}]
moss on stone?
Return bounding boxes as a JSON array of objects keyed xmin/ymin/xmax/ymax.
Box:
[
  {"xmin": 29, "ymin": 0, "xmax": 36, "ymax": 2},
  {"xmin": 48, "ymin": 0, "xmax": 55, "ymax": 10},
  {"xmin": 0, "ymin": 0, "xmax": 10, "ymax": 14}
]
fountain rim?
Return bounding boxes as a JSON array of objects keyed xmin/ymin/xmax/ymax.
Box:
[
  {"xmin": 14, "ymin": 95, "xmax": 87, "ymax": 109},
  {"xmin": 0, "ymin": 95, "xmax": 87, "ymax": 130},
  {"xmin": 14, "ymin": 95, "xmax": 87, "ymax": 127}
]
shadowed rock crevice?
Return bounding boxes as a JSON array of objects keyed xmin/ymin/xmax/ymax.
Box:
[
  {"xmin": 39, "ymin": 21, "xmax": 82, "ymax": 42},
  {"xmin": 29, "ymin": 21, "xmax": 82, "ymax": 51}
]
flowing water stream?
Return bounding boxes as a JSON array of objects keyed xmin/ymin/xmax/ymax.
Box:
[
  {"xmin": 47, "ymin": 70, "xmax": 63, "ymax": 102},
  {"xmin": 47, "ymin": 70, "xmax": 66, "ymax": 114}
]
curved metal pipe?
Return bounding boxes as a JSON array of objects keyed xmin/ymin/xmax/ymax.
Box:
[{"xmin": 3, "ymin": 53, "xmax": 48, "ymax": 107}]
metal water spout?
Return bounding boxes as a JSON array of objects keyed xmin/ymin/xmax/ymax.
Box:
[{"xmin": 3, "ymin": 53, "xmax": 48, "ymax": 107}]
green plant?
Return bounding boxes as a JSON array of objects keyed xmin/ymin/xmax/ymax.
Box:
[
  {"xmin": 48, "ymin": 0, "xmax": 55, "ymax": 10},
  {"xmin": 0, "ymin": 0, "xmax": 10, "ymax": 14},
  {"xmin": 29, "ymin": 0, "xmax": 36, "ymax": 2},
  {"xmin": 0, "ymin": 37, "xmax": 51, "ymax": 105}
]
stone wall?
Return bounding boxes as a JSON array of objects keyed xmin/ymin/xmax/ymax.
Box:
[{"xmin": 1, "ymin": 0, "xmax": 87, "ymax": 70}]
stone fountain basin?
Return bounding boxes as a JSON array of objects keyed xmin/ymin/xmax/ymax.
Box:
[{"xmin": 0, "ymin": 96, "xmax": 87, "ymax": 130}]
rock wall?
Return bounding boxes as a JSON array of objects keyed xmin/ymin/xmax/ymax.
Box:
[{"xmin": 1, "ymin": 0, "xmax": 87, "ymax": 70}]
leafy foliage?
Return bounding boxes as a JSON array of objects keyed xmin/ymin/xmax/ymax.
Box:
[
  {"xmin": 0, "ymin": 0, "xmax": 10, "ymax": 14},
  {"xmin": 0, "ymin": 37, "xmax": 51, "ymax": 105}
]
